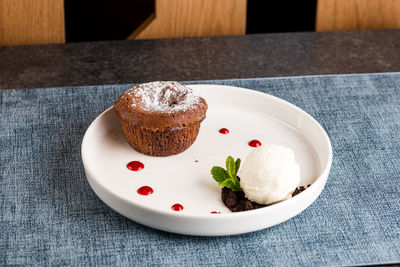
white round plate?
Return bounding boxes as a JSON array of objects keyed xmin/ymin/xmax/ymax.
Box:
[{"xmin": 81, "ymin": 84, "xmax": 332, "ymax": 236}]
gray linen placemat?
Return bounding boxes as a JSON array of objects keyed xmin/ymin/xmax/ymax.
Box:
[{"xmin": 1, "ymin": 73, "xmax": 399, "ymax": 266}]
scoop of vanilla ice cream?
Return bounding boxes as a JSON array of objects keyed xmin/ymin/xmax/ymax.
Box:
[{"xmin": 238, "ymin": 144, "xmax": 300, "ymax": 205}]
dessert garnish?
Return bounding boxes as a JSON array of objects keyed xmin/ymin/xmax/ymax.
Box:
[
  {"xmin": 292, "ymin": 184, "xmax": 311, "ymax": 196},
  {"xmin": 137, "ymin": 186, "xmax": 154, "ymax": 196},
  {"xmin": 127, "ymin": 161, "xmax": 144, "ymax": 171},
  {"xmin": 171, "ymin": 203, "xmax": 184, "ymax": 211},
  {"xmin": 248, "ymin": 139, "xmax": 262, "ymax": 147},
  {"xmin": 211, "ymin": 145, "xmax": 308, "ymax": 212},
  {"xmin": 219, "ymin": 128, "xmax": 229, "ymax": 134},
  {"xmin": 211, "ymin": 156, "xmax": 242, "ymax": 192}
]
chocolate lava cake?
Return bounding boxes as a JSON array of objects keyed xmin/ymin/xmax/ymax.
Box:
[{"xmin": 114, "ymin": 81, "xmax": 208, "ymax": 156}]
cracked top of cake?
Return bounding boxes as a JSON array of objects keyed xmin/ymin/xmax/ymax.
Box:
[{"xmin": 114, "ymin": 81, "xmax": 207, "ymax": 128}]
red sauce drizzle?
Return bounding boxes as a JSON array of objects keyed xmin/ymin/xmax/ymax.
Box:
[
  {"xmin": 248, "ymin": 139, "xmax": 262, "ymax": 147},
  {"xmin": 171, "ymin": 203, "xmax": 184, "ymax": 211},
  {"xmin": 219, "ymin": 128, "xmax": 229, "ymax": 134},
  {"xmin": 211, "ymin": 211, "xmax": 220, "ymax": 214},
  {"xmin": 137, "ymin": 186, "xmax": 153, "ymax": 196},
  {"xmin": 127, "ymin": 161, "xmax": 144, "ymax": 171}
]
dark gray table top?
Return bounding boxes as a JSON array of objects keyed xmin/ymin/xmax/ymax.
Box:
[{"xmin": 0, "ymin": 29, "xmax": 399, "ymax": 89}]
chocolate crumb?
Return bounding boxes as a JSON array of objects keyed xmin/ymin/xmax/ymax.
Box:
[
  {"xmin": 292, "ymin": 184, "xmax": 310, "ymax": 197},
  {"xmin": 221, "ymin": 187, "xmax": 267, "ymax": 212},
  {"xmin": 222, "ymin": 184, "xmax": 311, "ymax": 212},
  {"xmin": 195, "ymin": 160, "xmax": 199, "ymax": 162}
]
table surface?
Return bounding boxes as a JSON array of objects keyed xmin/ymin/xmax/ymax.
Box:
[{"xmin": 1, "ymin": 29, "xmax": 399, "ymax": 89}]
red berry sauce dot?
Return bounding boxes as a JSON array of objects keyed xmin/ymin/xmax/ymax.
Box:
[
  {"xmin": 219, "ymin": 128, "xmax": 229, "ymax": 134},
  {"xmin": 127, "ymin": 161, "xmax": 144, "ymax": 171},
  {"xmin": 248, "ymin": 139, "xmax": 262, "ymax": 147},
  {"xmin": 211, "ymin": 211, "xmax": 220, "ymax": 214},
  {"xmin": 137, "ymin": 186, "xmax": 153, "ymax": 196},
  {"xmin": 171, "ymin": 203, "xmax": 184, "ymax": 211}
]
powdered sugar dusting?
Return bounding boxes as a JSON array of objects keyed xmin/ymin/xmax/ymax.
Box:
[{"xmin": 124, "ymin": 81, "xmax": 202, "ymax": 112}]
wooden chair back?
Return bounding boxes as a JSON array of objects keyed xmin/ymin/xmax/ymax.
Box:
[
  {"xmin": 316, "ymin": 0, "xmax": 400, "ymax": 31},
  {"xmin": 0, "ymin": 0, "xmax": 65, "ymax": 46},
  {"xmin": 128, "ymin": 0, "xmax": 247, "ymax": 40}
]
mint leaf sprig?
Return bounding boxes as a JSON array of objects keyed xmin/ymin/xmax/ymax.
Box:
[{"xmin": 211, "ymin": 156, "xmax": 243, "ymax": 191}]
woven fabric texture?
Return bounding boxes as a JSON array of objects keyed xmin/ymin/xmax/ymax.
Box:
[{"xmin": 1, "ymin": 73, "xmax": 399, "ymax": 266}]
